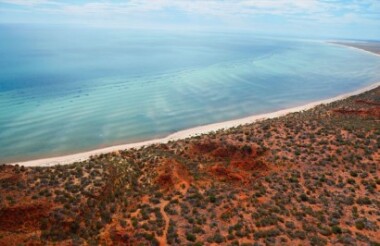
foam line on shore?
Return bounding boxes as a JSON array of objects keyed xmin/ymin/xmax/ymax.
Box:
[{"xmin": 10, "ymin": 81, "xmax": 380, "ymax": 167}]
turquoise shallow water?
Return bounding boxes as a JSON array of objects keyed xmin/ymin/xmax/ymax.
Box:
[{"xmin": 1, "ymin": 26, "xmax": 380, "ymax": 162}]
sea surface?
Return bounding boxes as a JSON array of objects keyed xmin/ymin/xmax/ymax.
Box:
[{"xmin": 1, "ymin": 25, "xmax": 380, "ymax": 162}]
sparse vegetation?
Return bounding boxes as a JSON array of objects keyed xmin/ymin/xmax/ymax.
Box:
[{"xmin": 0, "ymin": 86, "xmax": 379, "ymax": 245}]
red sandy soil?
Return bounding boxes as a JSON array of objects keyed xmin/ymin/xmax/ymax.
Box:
[
  {"xmin": 355, "ymin": 99, "xmax": 380, "ymax": 106},
  {"xmin": 1, "ymin": 87, "xmax": 379, "ymax": 245},
  {"xmin": 332, "ymin": 99, "xmax": 380, "ymax": 118},
  {"xmin": 332, "ymin": 107, "xmax": 380, "ymax": 118},
  {"xmin": 0, "ymin": 200, "xmax": 52, "ymax": 232},
  {"xmin": 155, "ymin": 160, "xmax": 192, "ymax": 191}
]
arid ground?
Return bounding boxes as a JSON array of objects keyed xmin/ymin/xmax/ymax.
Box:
[{"xmin": 0, "ymin": 86, "xmax": 379, "ymax": 245}]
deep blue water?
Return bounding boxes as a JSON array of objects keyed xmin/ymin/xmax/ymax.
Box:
[{"xmin": 1, "ymin": 25, "xmax": 380, "ymax": 162}]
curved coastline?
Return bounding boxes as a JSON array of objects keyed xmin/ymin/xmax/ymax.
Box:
[
  {"xmin": 327, "ymin": 41, "xmax": 380, "ymax": 58},
  {"xmin": 10, "ymin": 80, "xmax": 380, "ymax": 167}
]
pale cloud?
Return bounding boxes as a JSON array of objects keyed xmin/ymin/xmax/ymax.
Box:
[
  {"xmin": 0, "ymin": 0, "xmax": 379, "ymax": 38},
  {"xmin": 1, "ymin": 0, "xmax": 379, "ymax": 19},
  {"xmin": 0, "ymin": 0, "xmax": 54, "ymax": 6}
]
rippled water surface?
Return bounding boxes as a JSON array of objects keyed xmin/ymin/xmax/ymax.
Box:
[{"xmin": 1, "ymin": 26, "xmax": 380, "ymax": 162}]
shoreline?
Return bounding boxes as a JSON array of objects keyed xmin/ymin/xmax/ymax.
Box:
[
  {"xmin": 328, "ymin": 41, "xmax": 380, "ymax": 58},
  {"xmin": 10, "ymin": 81, "xmax": 380, "ymax": 167}
]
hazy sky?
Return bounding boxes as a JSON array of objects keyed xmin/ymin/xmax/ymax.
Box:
[{"xmin": 0, "ymin": 0, "xmax": 379, "ymax": 39}]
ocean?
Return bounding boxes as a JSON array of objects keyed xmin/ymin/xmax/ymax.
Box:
[{"xmin": 1, "ymin": 25, "xmax": 380, "ymax": 162}]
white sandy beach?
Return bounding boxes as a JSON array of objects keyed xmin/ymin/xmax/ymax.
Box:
[
  {"xmin": 328, "ymin": 41, "xmax": 380, "ymax": 58},
  {"xmin": 10, "ymin": 80, "xmax": 380, "ymax": 167}
]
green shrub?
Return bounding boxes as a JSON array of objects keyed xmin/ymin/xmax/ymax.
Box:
[
  {"xmin": 213, "ymin": 233, "xmax": 224, "ymax": 243},
  {"xmin": 331, "ymin": 225, "xmax": 342, "ymax": 234},
  {"xmin": 186, "ymin": 233, "xmax": 196, "ymax": 242},
  {"xmin": 300, "ymin": 193, "xmax": 308, "ymax": 202},
  {"xmin": 355, "ymin": 220, "xmax": 365, "ymax": 230},
  {"xmin": 356, "ymin": 197, "xmax": 371, "ymax": 205}
]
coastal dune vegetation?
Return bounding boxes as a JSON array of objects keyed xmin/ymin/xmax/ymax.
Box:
[{"xmin": 0, "ymin": 85, "xmax": 379, "ymax": 245}]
